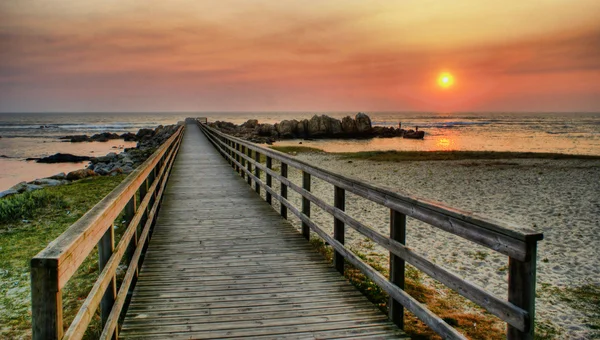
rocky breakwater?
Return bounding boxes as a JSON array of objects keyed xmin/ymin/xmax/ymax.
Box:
[
  {"xmin": 0, "ymin": 125, "xmax": 179, "ymax": 199},
  {"xmin": 87, "ymin": 124, "xmax": 179, "ymax": 176},
  {"xmin": 209, "ymin": 113, "xmax": 415, "ymax": 143}
]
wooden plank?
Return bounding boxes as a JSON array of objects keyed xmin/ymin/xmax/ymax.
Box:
[
  {"xmin": 389, "ymin": 209, "xmax": 406, "ymax": 329},
  {"xmin": 30, "ymin": 259, "xmax": 62, "ymax": 340},
  {"xmin": 334, "ymin": 186, "xmax": 345, "ymax": 274},
  {"xmin": 120, "ymin": 123, "xmax": 402, "ymax": 339},
  {"xmin": 32, "ymin": 126, "xmax": 183, "ymax": 289},
  {"xmin": 203, "ymin": 125, "xmax": 541, "ymax": 252},
  {"xmin": 302, "ymin": 171, "xmax": 311, "ymax": 240},
  {"xmin": 508, "ymin": 241, "xmax": 538, "ymax": 339}
]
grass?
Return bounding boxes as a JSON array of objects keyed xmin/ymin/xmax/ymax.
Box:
[
  {"xmin": 335, "ymin": 150, "xmax": 600, "ymax": 162},
  {"xmin": 308, "ymin": 238, "xmax": 505, "ymax": 339},
  {"xmin": 0, "ymin": 175, "xmax": 127, "ymax": 339}
]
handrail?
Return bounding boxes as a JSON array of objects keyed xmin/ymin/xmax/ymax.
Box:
[
  {"xmin": 198, "ymin": 121, "xmax": 542, "ymax": 340},
  {"xmin": 30, "ymin": 125, "xmax": 185, "ymax": 340}
]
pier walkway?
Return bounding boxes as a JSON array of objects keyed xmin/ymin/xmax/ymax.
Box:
[
  {"xmin": 119, "ymin": 123, "xmax": 406, "ymax": 339},
  {"xmin": 31, "ymin": 120, "xmax": 542, "ymax": 340}
]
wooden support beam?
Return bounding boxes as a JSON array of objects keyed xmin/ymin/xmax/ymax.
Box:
[
  {"xmin": 302, "ymin": 171, "xmax": 311, "ymax": 240},
  {"xmin": 31, "ymin": 259, "xmax": 62, "ymax": 340},
  {"xmin": 280, "ymin": 162, "xmax": 288, "ymax": 219},
  {"xmin": 254, "ymin": 151, "xmax": 261, "ymax": 194},
  {"xmin": 334, "ymin": 186, "xmax": 345, "ymax": 274},
  {"xmin": 98, "ymin": 226, "xmax": 117, "ymax": 337},
  {"xmin": 266, "ymin": 156, "xmax": 272, "ymax": 205},
  {"xmin": 508, "ymin": 241, "xmax": 538, "ymax": 340},
  {"xmin": 389, "ymin": 209, "xmax": 406, "ymax": 329},
  {"xmin": 247, "ymin": 148, "xmax": 252, "ymax": 185}
]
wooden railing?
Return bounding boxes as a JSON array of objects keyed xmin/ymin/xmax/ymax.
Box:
[
  {"xmin": 30, "ymin": 125, "xmax": 185, "ymax": 340},
  {"xmin": 199, "ymin": 121, "xmax": 544, "ymax": 340}
]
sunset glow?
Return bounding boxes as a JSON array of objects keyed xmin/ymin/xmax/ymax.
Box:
[
  {"xmin": 438, "ymin": 73, "xmax": 455, "ymax": 89},
  {"xmin": 0, "ymin": 0, "xmax": 599, "ymax": 112}
]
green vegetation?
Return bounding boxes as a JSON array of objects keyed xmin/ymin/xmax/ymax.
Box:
[
  {"xmin": 269, "ymin": 145, "xmax": 324, "ymax": 154},
  {"xmin": 335, "ymin": 150, "xmax": 600, "ymax": 162},
  {"xmin": 0, "ymin": 175, "xmax": 127, "ymax": 339}
]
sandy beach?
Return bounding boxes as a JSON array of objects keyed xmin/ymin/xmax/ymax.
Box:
[{"xmin": 259, "ymin": 152, "xmax": 599, "ymax": 339}]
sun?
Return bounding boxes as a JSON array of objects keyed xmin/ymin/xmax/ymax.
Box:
[{"xmin": 437, "ymin": 72, "xmax": 454, "ymax": 88}]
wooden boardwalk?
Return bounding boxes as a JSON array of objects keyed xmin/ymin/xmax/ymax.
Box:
[{"xmin": 120, "ymin": 123, "xmax": 406, "ymax": 339}]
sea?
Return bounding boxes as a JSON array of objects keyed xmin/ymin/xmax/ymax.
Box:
[{"xmin": 1, "ymin": 111, "xmax": 599, "ymax": 190}]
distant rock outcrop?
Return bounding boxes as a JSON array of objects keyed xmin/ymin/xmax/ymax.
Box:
[{"xmin": 207, "ymin": 112, "xmax": 416, "ymax": 143}]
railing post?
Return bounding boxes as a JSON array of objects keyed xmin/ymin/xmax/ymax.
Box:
[
  {"xmin": 389, "ymin": 209, "xmax": 406, "ymax": 328},
  {"xmin": 333, "ymin": 186, "xmax": 345, "ymax": 274},
  {"xmin": 280, "ymin": 162, "xmax": 288, "ymax": 219},
  {"xmin": 228, "ymin": 140, "xmax": 233, "ymax": 167},
  {"xmin": 302, "ymin": 171, "xmax": 311, "ymax": 240},
  {"xmin": 508, "ymin": 241, "xmax": 538, "ymax": 340},
  {"xmin": 235, "ymin": 143, "xmax": 240, "ymax": 172},
  {"xmin": 246, "ymin": 147, "xmax": 252, "ymax": 185},
  {"xmin": 254, "ymin": 151, "xmax": 261, "ymax": 194},
  {"xmin": 31, "ymin": 259, "xmax": 62, "ymax": 340},
  {"xmin": 98, "ymin": 226, "xmax": 117, "ymax": 338},
  {"xmin": 125, "ymin": 196, "xmax": 138, "ymax": 276},
  {"xmin": 266, "ymin": 156, "xmax": 272, "ymax": 205},
  {"xmin": 240, "ymin": 145, "xmax": 246, "ymax": 179}
]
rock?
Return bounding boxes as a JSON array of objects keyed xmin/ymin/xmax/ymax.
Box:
[
  {"xmin": 32, "ymin": 178, "xmax": 64, "ymax": 187},
  {"xmin": 9, "ymin": 182, "xmax": 27, "ymax": 193},
  {"xmin": 0, "ymin": 155, "xmax": 10, "ymax": 158},
  {"xmin": 121, "ymin": 165, "xmax": 134, "ymax": 174},
  {"xmin": 49, "ymin": 172, "xmax": 67, "ymax": 180},
  {"xmin": 0, "ymin": 189, "xmax": 18, "ymax": 199},
  {"xmin": 256, "ymin": 124, "xmax": 276, "ymax": 137},
  {"xmin": 277, "ymin": 120, "xmax": 298, "ymax": 138},
  {"xmin": 90, "ymin": 132, "xmax": 120, "ymax": 142},
  {"xmin": 136, "ymin": 128, "xmax": 155, "ymax": 141},
  {"xmin": 329, "ymin": 117, "xmax": 343, "ymax": 136},
  {"xmin": 60, "ymin": 135, "xmax": 90, "ymax": 142},
  {"xmin": 241, "ymin": 119, "xmax": 259, "ymax": 129},
  {"xmin": 341, "ymin": 116, "xmax": 357, "ymax": 135},
  {"xmin": 296, "ymin": 119, "xmax": 309, "ymax": 138},
  {"xmin": 36, "ymin": 153, "xmax": 92, "ymax": 163},
  {"xmin": 307, "ymin": 115, "xmax": 331, "ymax": 137},
  {"xmin": 25, "ymin": 184, "xmax": 43, "ymax": 192},
  {"xmin": 355, "ymin": 112, "xmax": 372, "ymax": 133},
  {"xmin": 66, "ymin": 169, "xmax": 97, "ymax": 181},
  {"xmin": 94, "ymin": 152, "xmax": 118, "ymax": 163},
  {"xmin": 120, "ymin": 132, "xmax": 137, "ymax": 141}
]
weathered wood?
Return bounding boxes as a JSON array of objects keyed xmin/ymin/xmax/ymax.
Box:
[
  {"xmin": 240, "ymin": 145, "xmax": 246, "ymax": 179},
  {"xmin": 202, "ymin": 126, "xmax": 531, "ymax": 332},
  {"xmin": 246, "ymin": 147, "xmax": 252, "ymax": 185},
  {"xmin": 280, "ymin": 162, "xmax": 288, "ymax": 219},
  {"xmin": 334, "ymin": 186, "xmax": 345, "ymax": 274},
  {"xmin": 508, "ymin": 242, "xmax": 537, "ymax": 340},
  {"xmin": 119, "ymin": 123, "xmax": 403, "ymax": 339},
  {"xmin": 254, "ymin": 151, "xmax": 261, "ymax": 194},
  {"xmin": 266, "ymin": 156, "xmax": 272, "ymax": 204},
  {"xmin": 302, "ymin": 171, "xmax": 311, "ymax": 240},
  {"xmin": 62, "ymin": 128, "xmax": 183, "ymax": 340},
  {"xmin": 263, "ymin": 187, "xmax": 467, "ymax": 340},
  {"xmin": 30, "ymin": 259, "xmax": 62, "ymax": 340},
  {"xmin": 98, "ymin": 227, "xmax": 116, "ymax": 330},
  {"xmin": 202, "ymin": 125, "xmax": 541, "ymax": 259},
  {"xmin": 389, "ymin": 209, "xmax": 406, "ymax": 328}
]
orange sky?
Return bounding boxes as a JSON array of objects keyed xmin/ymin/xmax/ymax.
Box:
[{"xmin": 1, "ymin": 0, "xmax": 599, "ymax": 112}]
